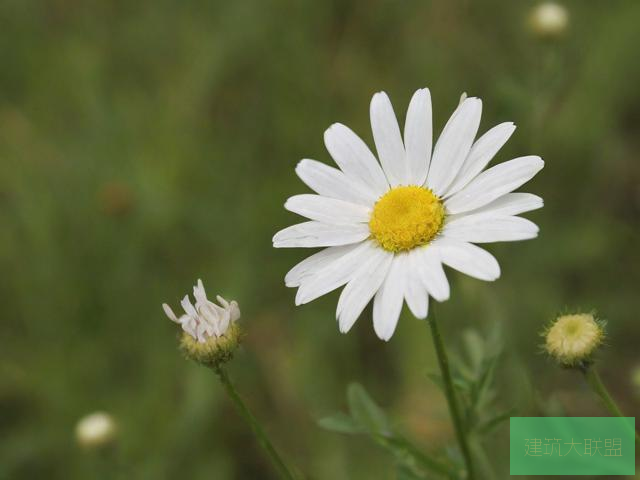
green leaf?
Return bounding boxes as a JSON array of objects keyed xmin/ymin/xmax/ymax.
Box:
[
  {"xmin": 317, "ymin": 412, "xmax": 365, "ymax": 434},
  {"xmin": 379, "ymin": 435, "xmax": 453, "ymax": 478},
  {"xmin": 462, "ymin": 329, "xmax": 485, "ymax": 372},
  {"xmin": 395, "ymin": 464, "xmax": 427, "ymax": 480},
  {"xmin": 429, "ymin": 371, "xmax": 470, "ymax": 400},
  {"xmin": 477, "ymin": 409, "xmax": 516, "ymax": 435},
  {"xmin": 471, "ymin": 355, "xmax": 499, "ymax": 411},
  {"xmin": 453, "ymin": 375, "xmax": 471, "ymax": 392},
  {"xmin": 346, "ymin": 383, "xmax": 390, "ymax": 435}
]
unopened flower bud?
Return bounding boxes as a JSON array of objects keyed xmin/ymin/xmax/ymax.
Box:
[
  {"xmin": 544, "ymin": 313, "xmax": 604, "ymax": 367},
  {"xmin": 163, "ymin": 279, "xmax": 242, "ymax": 368},
  {"xmin": 75, "ymin": 412, "xmax": 117, "ymax": 449},
  {"xmin": 529, "ymin": 2, "xmax": 569, "ymax": 38}
]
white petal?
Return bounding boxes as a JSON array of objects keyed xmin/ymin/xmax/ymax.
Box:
[
  {"xmin": 295, "ymin": 241, "xmax": 377, "ymax": 305},
  {"xmin": 426, "ymin": 98, "xmax": 482, "ymax": 196},
  {"xmin": 216, "ymin": 295, "xmax": 229, "ymax": 308},
  {"xmin": 404, "ymin": 88, "xmax": 433, "ymax": 186},
  {"xmin": 180, "ymin": 295, "xmax": 197, "ymax": 318},
  {"xmin": 336, "ymin": 248, "xmax": 393, "ymax": 333},
  {"xmin": 202, "ymin": 317, "xmax": 217, "ymax": 338},
  {"xmin": 182, "ymin": 317, "xmax": 198, "ymax": 339},
  {"xmin": 415, "ymin": 246, "xmax": 450, "ymax": 302},
  {"xmin": 193, "ymin": 279, "xmax": 207, "ymax": 304},
  {"xmin": 218, "ymin": 309, "xmax": 230, "ymax": 335},
  {"xmin": 162, "ymin": 303, "xmax": 180, "ymax": 323},
  {"xmin": 285, "ymin": 245, "xmax": 358, "ymax": 287},
  {"xmin": 284, "ymin": 194, "xmax": 371, "ymax": 224},
  {"xmin": 229, "ymin": 302, "xmax": 241, "ymax": 322},
  {"xmin": 324, "ymin": 123, "xmax": 389, "ymax": 197},
  {"xmin": 402, "ymin": 250, "xmax": 429, "ymax": 319},
  {"xmin": 449, "ymin": 193, "xmax": 543, "ymax": 219},
  {"xmin": 199, "ymin": 302, "xmax": 222, "ymax": 330},
  {"xmin": 444, "ymin": 156, "xmax": 544, "ymax": 214},
  {"xmin": 373, "ymin": 256, "xmax": 405, "ymax": 340},
  {"xmin": 444, "ymin": 122, "xmax": 516, "ymax": 197},
  {"xmin": 295, "ymin": 159, "xmax": 376, "ymax": 205},
  {"xmin": 273, "ymin": 221, "xmax": 369, "ymax": 248},
  {"xmin": 370, "ymin": 92, "xmax": 407, "ymax": 186},
  {"xmin": 442, "ymin": 215, "xmax": 539, "ymax": 243},
  {"xmin": 195, "ymin": 322, "xmax": 207, "ymax": 342},
  {"xmin": 432, "ymin": 238, "xmax": 500, "ymax": 281}
]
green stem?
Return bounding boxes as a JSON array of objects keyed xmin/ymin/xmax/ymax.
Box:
[
  {"xmin": 428, "ymin": 309, "xmax": 475, "ymax": 480},
  {"xmin": 581, "ymin": 366, "xmax": 640, "ymax": 441},
  {"xmin": 215, "ymin": 366, "xmax": 296, "ymax": 480}
]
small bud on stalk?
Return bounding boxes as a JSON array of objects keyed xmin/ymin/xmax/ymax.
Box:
[
  {"xmin": 529, "ymin": 2, "xmax": 569, "ymax": 39},
  {"xmin": 162, "ymin": 280, "xmax": 296, "ymax": 478},
  {"xmin": 75, "ymin": 412, "xmax": 117, "ymax": 449},
  {"xmin": 543, "ymin": 313, "xmax": 605, "ymax": 367},
  {"xmin": 163, "ymin": 279, "xmax": 241, "ymax": 369}
]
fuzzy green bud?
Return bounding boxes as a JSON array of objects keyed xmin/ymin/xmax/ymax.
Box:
[{"xmin": 543, "ymin": 313, "xmax": 605, "ymax": 367}]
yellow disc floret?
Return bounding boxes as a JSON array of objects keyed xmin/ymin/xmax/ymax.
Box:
[
  {"xmin": 544, "ymin": 313, "xmax": 604, "ymax": 366},
  {"xmin": 369, "ymin": 185, "xmax": 445, "ymax": 252}
]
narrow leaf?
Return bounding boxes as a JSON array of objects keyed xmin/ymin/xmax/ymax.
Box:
[
  {"xmin": 317, "ymin": 412, "xmax": 365, "ymax": 434},
  {"xmin": 347, "ymin": 383, "xmax": 390, "ymax": 434}
]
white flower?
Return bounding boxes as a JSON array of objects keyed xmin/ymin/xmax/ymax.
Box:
[
  {"xmin": 273, "ymin": 88, "xmax": 544, "ymax": 340},
  {"xmin": 75, "ymin": 412, "xmax": 117, "ymax": 449},
  {"xmin": 163, "ymin": 279, "xmax": 240, "ymax": 343}
]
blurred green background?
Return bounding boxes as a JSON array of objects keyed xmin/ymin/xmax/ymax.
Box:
[{"xmin": 1, "ymin": 1, "xmax": 639, "ymax": 478}]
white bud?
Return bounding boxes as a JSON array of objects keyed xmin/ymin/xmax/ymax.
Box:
[
  {"xmin": 75, "ymin": 412, "xmax": 117, "ymax": 449},
  {"xmin": 163, "ymin": 279, "xmax": 241, "ymax": 343},
  {"xmin": 529, "ymin": 2, "xmax": 569, "ymax": 38}
]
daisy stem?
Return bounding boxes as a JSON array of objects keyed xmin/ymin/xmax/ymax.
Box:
[
  {"xmin": 214, "ymin": 366, "xmax": 297, "ymax": 480},
  {"xmin": 428, "ymin": 310, "xmax": 475, "ymax": 480},
  {"xmin": 581, "ymin": 365, "xmax": 640, "ymax": 441}
]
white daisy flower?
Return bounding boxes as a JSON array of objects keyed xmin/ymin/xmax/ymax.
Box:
[
  {"xmin": 163, "ymin": 279, "xmax": 240, "ymax": 343},
  {"xmin": 273, "ymin": 88, "xmax": 544, "ymax": 340}
]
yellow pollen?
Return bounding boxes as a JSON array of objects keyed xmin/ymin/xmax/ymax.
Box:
[{"xmin": 369, "ymin": 185, "xmax": 445, "ymax": 252}]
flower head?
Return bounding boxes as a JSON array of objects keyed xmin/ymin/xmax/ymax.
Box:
[
  {"xmin": 75, "ymin": 412, "xmax": 117, "ymax": 449},
  {"xmin": 163, "ymin": 280, "xmax": 241, "ymax": 367},
  {"xmin": 273, "ymin": 88, "xmax": 543, "ymax": 340},
  {"xmin": 529, "ymin": 2, "xmax": 569, "ymax": 38},
  {"xmin": 544, "ymin": 313, "xmax": 604, "ymax": 366}
]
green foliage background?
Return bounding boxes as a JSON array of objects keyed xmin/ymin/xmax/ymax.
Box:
[{"xmin": 1, "ymin": 1, "xmax": 638, "ymax": 478}]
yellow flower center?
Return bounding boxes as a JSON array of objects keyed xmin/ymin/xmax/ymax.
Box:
[{"xmin": 369, "ymin": 186, "xmax": 445, "ymax": 252}]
